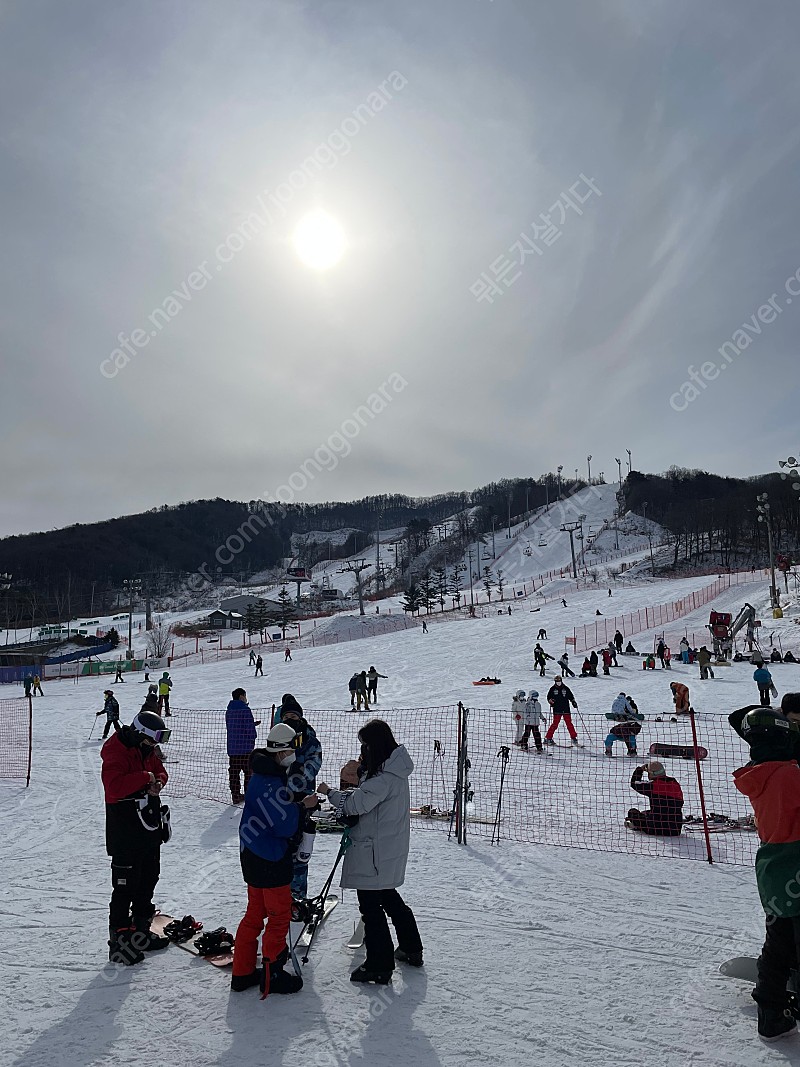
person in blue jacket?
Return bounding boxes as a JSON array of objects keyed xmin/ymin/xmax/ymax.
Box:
[
  {"xmin": 753, "ymin": 666, "xmax": 775, "ymax": 708},
  {"xmin": 231, "ymin": 722, "xmax": 314, "ymax": 996},
  {"xmin": 226, "ymin": 688, "xmax": 261, "ymax": 804},
  {"xmin": 275, "ymin": 693, "xmax": 323, "ymax": 898}
]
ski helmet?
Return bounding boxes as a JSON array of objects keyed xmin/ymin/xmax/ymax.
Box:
[
  {"xmin": 741, "ymin": 708, "xmax": 798, "ymax": 742},
  {"xmin": 265, "ymin": 722, "xmax": 297, "ymax": 753},
  {"xmin": 131, "ymin": 710, "xmax": 170, "ymax": 744},
  {"xmin": 515, "ymin": 689, "xmax": 526, "ymax": 699},
  {"xmin": 529, "ymin": 691, "xmax": 539, "ymax": 700}
]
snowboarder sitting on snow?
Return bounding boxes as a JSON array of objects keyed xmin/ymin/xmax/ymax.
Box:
[
  {"xmin": 101, "ymin": 710, "xmax": 172, "ymax": 966},
  {"xmin": 626, "ymin": 761, "xmax": 683, "ymax": 836},
  {"xmin": 605, "ymin": 693, "xmax": 643, "ymax": 757},
  {"xmin": 275, "ymin": 694, "xmax": 323, "ymax": 900},
  {"xmin": 625, "ymin": 641, "xmax": 637, "ymax": 655},
  {"xmin": 771, "ymin": 648, "xmax": 783, "ymax": 663},
  {"xmin": 733, "ymin": 708, "xmax": 800, "ymax": 1041},
  {"xmin": 520, "ymin": 691, "xmax": 546, "ymax": 753},
  {"xmin": 96, "ymin": 688, "xmax": 120, "ymax": 739},
  {"xmin": 231, "ymin": 723, "xmax": 315, "ymax": 996},
  {"xmin": 544, "ymin": 677, "xmax": 579, "ymax": 746},
  {"xmin": 784, "ymin": 650, "xmax": 797, "ymax": 663},
  {"xmin": 580, "ymin": 657, "xmax": 595, "ymax": 677}
]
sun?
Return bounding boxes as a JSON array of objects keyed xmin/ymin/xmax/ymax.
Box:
[{"xmin": 292, "ymin": 211, "xmax": 347, "ymax": 270}]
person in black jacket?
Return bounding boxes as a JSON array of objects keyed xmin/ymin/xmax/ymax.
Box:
[
  {"xmin": 626, "ymin": 762, "xmax": 684, "ymax": 836},
  {"xmin": 96, "ymin": 689, "xmax": 120, "ymax": 739},
  {"xmin": 544, "ymin": 677, "xmax": 579, "ymax": 745}
]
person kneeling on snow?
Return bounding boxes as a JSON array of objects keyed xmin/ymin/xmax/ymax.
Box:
[
  {"xmin": 605, "ymin": 694, "xmax": 643, "ymax": 757},
  {"xmin": 101, "ymin": 710, "xmax": 172, "ymax": 966},
  {"xmin": 520, "ymin": 691, "xmax": 546, "ymax": 752},
  {"xmin": 733, "ymin": 708, "xmax": 800, "ymax": 1042},
  {"xmin": 231, "ymin": 723, "xmax": 317, "ymax": 996},
  {"xmin": 626, "ymin": 761, "xmax": 683, "ymax": 836}
]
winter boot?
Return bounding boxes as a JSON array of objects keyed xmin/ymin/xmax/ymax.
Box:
[
  {"xmin": 133, "ymin": 916, "xmax": 170, "ymax": 952},
  {"xmin": 757, "ymin": 1005, "xmax": 797, "ymax": 1042},
  {"xmin": 230, "ymin": 970, "xmax": 261, "ymax": 992},
  {"xmin": 108, "ymin": 927, "xmax": 146, "ymax": 966},
  {"xmin": 544, "ymin": 738, "xmax": 555, "ymax": 747},
  {"xmin": 604, "ymin": 749, "xmax": 613, "ymax": 758},
  {"xmin": 571, "ymin": 738, "xmax": 579, "ymax": 746},
  {"xmin": 350, "ymin": 964, "xmax": 392, "ymax": 985},
  {"xmin": 627, "ymin": 748, "xmax": 638, "ymax": 758},
  {"xmin": 395, "ymin": 947, "xmax": 423, "ymax": 967},
  {"xmin": 261, "ymin": 958, "xmax": 303, "ymax": 996}
]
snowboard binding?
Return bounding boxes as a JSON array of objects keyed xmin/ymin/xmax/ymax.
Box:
[
  {"xmin": 194, "ymin": 928, "xmax": 234, "ymax": 956},
  {"xmin": 163, "ymin": 915, "xmax": 203, "ymax": 943}
]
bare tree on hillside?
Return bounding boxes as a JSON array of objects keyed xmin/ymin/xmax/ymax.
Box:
[{"xmin": 146, "ymin": 617, "xmax": 173, "ymax": 659}]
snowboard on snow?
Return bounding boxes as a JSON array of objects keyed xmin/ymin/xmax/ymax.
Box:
[
  {"xmin": 347, "ymin": 919, "xmax": 365, "ymax": 950},
  {"xmin": 151, "ymin": 914, "xmax": 234, "ymax": 967},
  {"xmin": 649, "ymin": 742, "xmax": 708, "ymax": 761},
  {"xmin": 719, "ymin": 957, "xmax": 758, "ymax": 981}
]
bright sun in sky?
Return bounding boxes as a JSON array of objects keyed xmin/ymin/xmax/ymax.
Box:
[{"xmin": 292, "ymin": 211, "xmax": 347, "ymax": 270}]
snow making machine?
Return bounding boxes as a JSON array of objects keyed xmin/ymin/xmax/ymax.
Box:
[{"xmin": 707, "ymin": 602, "xmax": 758, "ymax": 662}]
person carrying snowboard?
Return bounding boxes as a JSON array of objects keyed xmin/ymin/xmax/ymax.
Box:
[
  {"xmin": 275, "ymin": 694, "xmax": 322, "ymax": 900},
  {"xmin": 733, "ymin": 708, "xmax": 800, "ymax": 1041},
  {"xmin": 754, "ymin": 665, "xmax": 776, "ymax": 707},
  {"xmin": 511, "ymin": 690, "xmax": 527, "ymax": 746},
  {"xmin": 544, "ymin": 677, "xmax": 579, "ymax": 746},
  {"xmin": 557, "ymin": 652, "xmax": 575, "ymax": 678},
  {"xmin": 226, "ymin": 688, "xmax": 261, "ymax": 804},
  {"xmin": 605, "ymin": 693, "xmax": 642, "ymax": 757},
  {"xmin": 96, "ymin": 688, "xmax": 120, "ymax": 739},
  {"xmin": 520, "ymin": 690, "xmax": 546, "ymax": 753},
  {"xmin": 157, "ymin": 671, "xmax": 172, "ymax": 717},
  {"xmin": 626, "ymin": 761, "xmax": 683, "ymax": 835},
  {"xmin": 230, "ymin": 722, "xmax": 312, "ymax": 996},
  {"xmin": 101, "ymin": 710, "xmax": 172, "ymax": 966}
]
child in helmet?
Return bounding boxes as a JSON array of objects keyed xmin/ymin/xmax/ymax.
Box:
[
  {"xmin": 733, "ymin": 707, "xmax": 800, "ymax": 1041},
  {"xmin": 520, "ymin": 691, "xmax": 547, "ymax": 753},
  {"xmin": 511, "ymin": 690, "xmax": 527, "ymax": 746},
  {"xmin": 605, "ymin": 693, "xmax": 643, "ymax": 757},
  {"xmin": 230, "ymin": 722, "xmax": 316, "ymax": 997}
]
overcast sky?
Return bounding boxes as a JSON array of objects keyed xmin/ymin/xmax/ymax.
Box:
[{"xmin": 2, "ymin": 0, "xmax": 800, "ymax": 537}]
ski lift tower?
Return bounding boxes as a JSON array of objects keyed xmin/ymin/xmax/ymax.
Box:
[
  {"xmin": 339, "ymin": 559, "xmax": 372, "ymax": 616},
  {"xmin": 285, "ymin": 564, "xmax": 312, "ymax": 606}
]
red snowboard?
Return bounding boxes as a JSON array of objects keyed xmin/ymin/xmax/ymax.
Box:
[{"xmin": 649, "ymin": 742, "xmax": 708, "ymax": 761}]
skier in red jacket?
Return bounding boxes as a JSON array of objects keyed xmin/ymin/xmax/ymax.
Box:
[{"xmin": 101, "ymin": 710, "xmax": 171, "ymax": 966}]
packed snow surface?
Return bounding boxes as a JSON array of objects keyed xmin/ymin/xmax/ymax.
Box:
[{"xmin": 3, "ymin": 571, "xmax": 800, "ymax": 1066}]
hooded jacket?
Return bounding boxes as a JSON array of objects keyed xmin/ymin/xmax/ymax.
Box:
[
  {"xmin": 327, "ymin": 746, "xmax": 414, "ymax": 890},
  {"xmin": 101, "ymin": 726, "xmax": 168, "ymax": 855},
  {"xmin": 225, "ymin": 698, "xmax": 258, "ymax": 757},
  {"xmin": 274, "ymin": 708, "xmax": 323, "ymax": 797},
  {"xmin": 734, "ymin": 760, "xmax": 800, "ymax": 917},
  {"xmin": 238, "ymin": 750, "xmax": 300, "ymax": 888},
  {"xmin": 524, "ymin": 695, "xmax": 545, "ymax": 726}
]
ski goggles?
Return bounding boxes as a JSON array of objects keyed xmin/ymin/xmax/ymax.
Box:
[{"xmin": 141, "ymin": 726, "xmax": 171, "ymax": 744}]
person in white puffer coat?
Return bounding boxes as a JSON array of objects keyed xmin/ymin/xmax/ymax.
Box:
[
  {"xmin": 520, "ymin": 690, "xmax": 548, "ymax": 753},
  {"xmin": 511, "ymin": 690, "xmax": 527, "ymax": 745}
]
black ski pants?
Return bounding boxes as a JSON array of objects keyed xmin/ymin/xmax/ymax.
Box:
[
  {"xmin": 754, "ymin": 914, "xmax": 800, "ymax": 1010},
  {"xmin": 357, "ymin": 888, "xmax": 423, "ymax": 972},
  {"xmin": 758, "ymin": 686, "xmax": 772, "ymax": 707},
  {"xmin": 109, "ymin": 849, "xmax": 161, "ymax": 929}
]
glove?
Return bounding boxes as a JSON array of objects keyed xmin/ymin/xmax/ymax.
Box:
[{"xmin": 96, "ymin": 711, "xmax": 103, "ymax": 717}]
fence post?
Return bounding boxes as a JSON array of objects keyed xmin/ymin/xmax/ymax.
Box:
[
  {"xmin": 689, "ymin": 711, "xmax": 713, "ymax": 864},
  {"xmin": 452, "ymin": 702, "xmax": 467, "ymax": 844},
  {"xmin": 26, "ymin": 693, "xmax": 32, "ymax": 787}
]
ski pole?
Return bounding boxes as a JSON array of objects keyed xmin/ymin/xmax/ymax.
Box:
[
  {"xmin": 491, "ymin": 746, "xmax": 510, "ymax": 846},
  {"xmin": 88, "ymin": 715, "xmax": 98, "ymax": 742},
  {"xmin": 574, "ymin": 706, "xmax": 595, "ymax": 744},
  {"xmin": 293, "ymin": 830, "xmax": 350, "ymax": 963}
]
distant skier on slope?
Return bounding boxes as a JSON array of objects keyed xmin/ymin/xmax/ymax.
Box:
[{"xmin": 96, "ymin": 688, "xmax": 120, "ymax": 740}]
